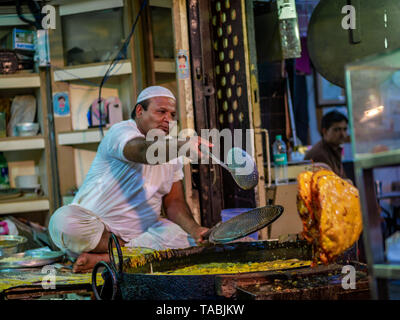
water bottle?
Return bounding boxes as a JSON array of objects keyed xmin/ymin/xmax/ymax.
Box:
[{"xmin": 272, "ymin": 135, "xmax": 288, "ymax": 185}]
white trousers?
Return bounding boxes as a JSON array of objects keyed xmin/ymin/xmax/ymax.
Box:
[{"xmin": 48, "ymin": 204, "xmax": 196, "ymax": 257}]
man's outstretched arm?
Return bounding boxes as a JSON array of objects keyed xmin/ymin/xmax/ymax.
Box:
[{"xmin": 123, "ymin": 136, "xmax": 212, "ymax": 164}]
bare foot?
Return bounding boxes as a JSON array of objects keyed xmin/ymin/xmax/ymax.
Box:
[{"xmin": 73, "ymin": 252, "xmax": 110, "ymax": 273}]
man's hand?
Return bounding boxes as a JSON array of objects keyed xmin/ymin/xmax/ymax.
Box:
[
  {"xmin": 182, "ymin": 136, "xmax": 213, "ymax": 164},
  {"xmin": 189, "ymin": 226, "xmax": 210, "ymax": 245}
]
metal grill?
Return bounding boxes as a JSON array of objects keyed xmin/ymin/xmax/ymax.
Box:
[
  {"xmin": 210, "ymin": 0, "xmax": 251, "ymax": 135},
  {"xmin": 210, "ymin": 0, "xmax": 256, "ymax": 208},
  {"xmin": 209, "ymin": 205, "xmax": 284, "ymax": 244}
]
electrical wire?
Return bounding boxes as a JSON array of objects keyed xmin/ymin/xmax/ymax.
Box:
[
  {"xmin": 97, "ymin": 0, "xmax": 148, "ymax": 137},
  {"xmin": 15, "ymin": 0, "xmax": 43, "ymax": 29}
]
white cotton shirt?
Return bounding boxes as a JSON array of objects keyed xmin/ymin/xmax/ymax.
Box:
[{"xmin": 71, "ymin": 119, "xmax": 184, "ymax": 243}]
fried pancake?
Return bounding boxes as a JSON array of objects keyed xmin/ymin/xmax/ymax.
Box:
[
  {"xmin": 297, "ymin": 170, "xmax": 363, "ymax": 265},
  {"xmin": 297, "ymin": 171, "xmax": 314, "ymax": 242}
]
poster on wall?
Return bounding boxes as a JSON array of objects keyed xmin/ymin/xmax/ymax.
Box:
[
  {"xmin": 53, "ymin": 92, "xmax": 70, "ymax": 117},
  {"xmin": 177, "ymin": 49, "xmax": 189, "ymax": 80}
]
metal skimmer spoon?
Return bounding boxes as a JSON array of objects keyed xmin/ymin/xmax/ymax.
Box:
[{"xmin": 201, "ymin": 146, "xmax": 259, "ymax": 190}]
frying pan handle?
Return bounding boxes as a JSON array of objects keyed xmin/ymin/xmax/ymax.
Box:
[
  {"xmin": 202, "ymin": 228, "xmax": 212, "ymax": 240},
  {"xmin": 202, "ymin": 222, "xmax": 221, "ymax": 243},
  {"xmin": 108, "ymin": 233, "xmax": 123, "ymax": 274},
  {"xmin": 92, "ymin": 261, "xmax": 118, "ymax": 300}
]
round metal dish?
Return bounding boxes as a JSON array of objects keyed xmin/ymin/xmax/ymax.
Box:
[
  {"xmin": 16, "ymin": 122, "xmax": 39, "ymax": 136},
  {"xmin": 0, "ymin": 235, "xmax": 28, "ymax": 257},
  {"xmin": 0, "ymin": 250, "xmax": 65, "ymax": 269}
]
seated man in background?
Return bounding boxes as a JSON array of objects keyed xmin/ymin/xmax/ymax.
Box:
[
  {"xmin": 49, "ymin": 86, "xmax": 210, "ymax": 273},
  {"xmin": 305, "ymin": 110, "xmax": 348, "ymax": 179}
]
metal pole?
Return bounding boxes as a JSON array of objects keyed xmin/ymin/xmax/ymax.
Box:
[{"xmin": 37, "ymin": 29, "xmax": 62, "ymax": 210}]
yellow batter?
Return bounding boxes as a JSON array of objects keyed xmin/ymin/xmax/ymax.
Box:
[{"xmin": 153, "ymin": 259, "xmax": 312, "ymax": 275}]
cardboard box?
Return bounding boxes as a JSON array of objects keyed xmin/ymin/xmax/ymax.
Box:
[{"xmin": 1, "ymin": 28, "xmax": 35, "ymax": 51}]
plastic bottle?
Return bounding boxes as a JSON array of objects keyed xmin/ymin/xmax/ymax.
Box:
[
  {"xmin": 272, "ymin": 135, "xmax": 288, "ymax": 185},
  {"xmin": 0, "ymin": 152, "xmax": 10, "ymax": 189}
]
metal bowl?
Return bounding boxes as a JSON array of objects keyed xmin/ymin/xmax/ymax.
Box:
[
  {"xmin": 16, "ymin": 122, "xmax": 39, "ymax": 136},
  {"xmin": 0, "ymin": 235, "xmax": 28, "ymax": 257}
]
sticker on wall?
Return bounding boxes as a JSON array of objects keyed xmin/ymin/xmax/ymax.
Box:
[
  {"xmin": 177, "ymin": 49, "xmax": 189, "ymax": 80},
  {"xmin": 53, "ymin": 92, "xmax": 70, "ymax": 117}
]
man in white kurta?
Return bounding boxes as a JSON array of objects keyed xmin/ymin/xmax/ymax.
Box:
[{"xmin": 49, "ymin": 86, "xmax": 209, "ymax": 272}]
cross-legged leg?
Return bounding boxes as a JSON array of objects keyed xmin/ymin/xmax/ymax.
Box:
[
  {"xmin": 73, "ymin": 229, "xmax": 126, "ymax": 273},
  {"xmin": 48, "ymin": 205, "xmax": 126, "ymax": 273}
]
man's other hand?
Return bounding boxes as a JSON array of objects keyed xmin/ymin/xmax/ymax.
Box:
[{"xmin": 191, "ymin": 226, "xmax": 210, "ymax": 245}]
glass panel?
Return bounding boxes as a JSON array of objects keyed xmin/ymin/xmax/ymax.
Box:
[
  {"xmin": 346, "ymin": 49, "xmax": 400, "ymax": 159},
  {"xmin": 151, "ymin": 6, "xmax": 174, "ymax": 59},
  {"xmin": 62, "ymin": 8, "xmax": 124, "ymax": 66}
]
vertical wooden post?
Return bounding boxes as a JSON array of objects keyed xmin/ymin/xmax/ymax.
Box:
[
  {"xmin": 243, "ymin": 0, "xmax": 268, "ymax": 238},
  {"xmin": 38, "ymin": 69, "xmax": 56, "ymax": 220},
  {"xmin": 172, "ymin": 0, "xmax": 201, "ymax": 224},
  {"xmin": 46, "ymin": 7, "xmax": 76, "ymax": 222},
  {"xmin": 129, "ymin": 0, "xmax": 150, "ymax": 89},
  {"xmin": 355, "ymin": 165, "xmax": 388, "ymax": 299},
  {"xmin": 142, "ymin": 1, "xmax": 156, "ymax": 85},
  {"xmin": 187, "ymin": 0, "xmax": 225, "ymax": 228},
  {"xmin": 125, "ymin": 0, "xmax": 139, "ymax": 103}
]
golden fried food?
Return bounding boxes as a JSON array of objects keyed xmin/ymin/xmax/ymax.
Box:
[
  {"xmin": 297, "ymin": 169, "xmax": 363, "ymax": 265},
  {"xmin": 297, "ymin": 170, "xmax": 315, "ymax": 243}
]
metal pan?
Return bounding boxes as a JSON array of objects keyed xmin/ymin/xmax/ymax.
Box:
[{"xmin": 0, "ymin": 250, "xmax": 65, "ymax": 269}]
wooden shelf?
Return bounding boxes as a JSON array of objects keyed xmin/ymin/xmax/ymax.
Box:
[
  {"xmin": 0, "ymin": 136, "xmax": 45, "ymax": 152},
  {"xmin": 373, "ymin": 264, "xmax": 400, "ymax": 280},
  {"xmin": 59, "ymin": 0, "xmax": 124, "ymax": 16},
  {"xmin": 53, "ymin": 60, "xmax": 132, "ymax": 82},
  {"xmin": 0, "ymin": 73, "xmax": 40, "ymax": 89},
  {"xmin": 154, "ymin": 59, "xmax": 175, "ymax": 73},
  {"xmin": 0, "ymin": 194, "xmax": 49, "ymax": 215},
  {"xmin": 150, "ymin": 0, "xmax": 172, "ymax": 8},
  {"xmin": 53, "ymin": 58, "xmax": 175, "ymax": 82},
  {"xmin": 0, "ymin": 14, "xmax": 35, "ymax": 26},
  {"xmin": 58, "ymin": 128, "xmax": 109, "ymax": 146},
  {"xmin": 355, "ymin": 149, "xmax": 400, "ymax": 169}
]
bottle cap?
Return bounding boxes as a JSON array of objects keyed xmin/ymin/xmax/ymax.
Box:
[{"xmin": 276, "ymin": 135, "xmax": 282, "ymax": 140}]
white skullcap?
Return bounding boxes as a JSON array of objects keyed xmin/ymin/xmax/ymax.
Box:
[{"xmin": 136, "ymin": 86, "xmax": 176, "ymax": 104}]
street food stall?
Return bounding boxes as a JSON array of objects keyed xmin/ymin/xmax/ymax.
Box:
[
  {"xmin": 1, "ymin": 0, "xmax": 400, "ymax": 303},
  {"xmin": 89, "ymin": 236, "xmax": 369, "ymax": 300}
]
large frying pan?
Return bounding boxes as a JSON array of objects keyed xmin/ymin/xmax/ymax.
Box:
[{"xmin": 307, "ymin": 0, "xmax": 400, "ymax": 88}]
